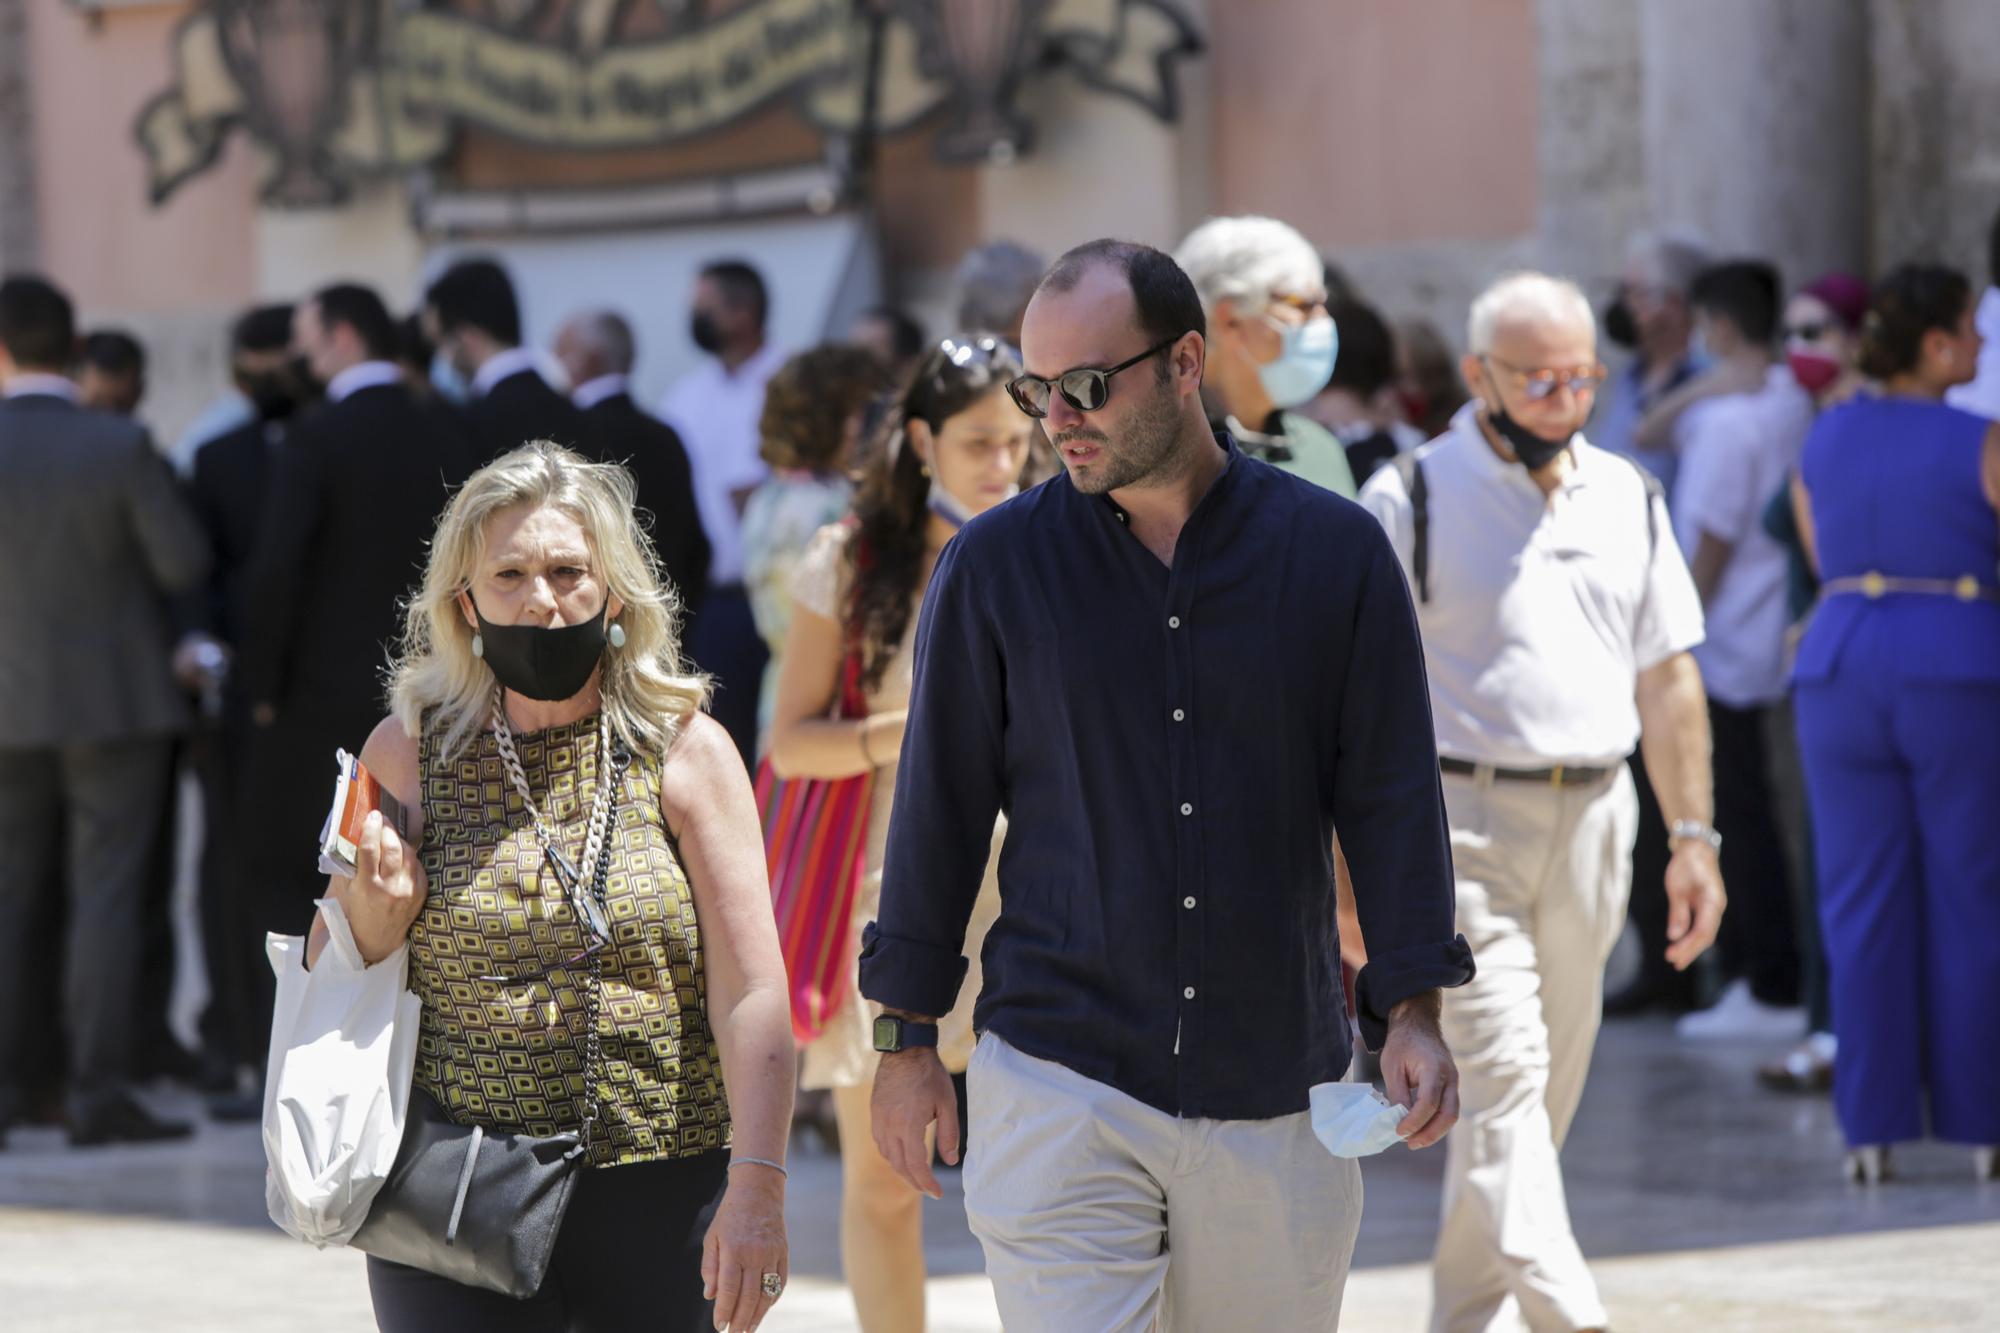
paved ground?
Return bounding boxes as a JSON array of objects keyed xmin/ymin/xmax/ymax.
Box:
[{"xmin": 3, "ymin": 1018, "xmax": 1996, "ymax": 1330}]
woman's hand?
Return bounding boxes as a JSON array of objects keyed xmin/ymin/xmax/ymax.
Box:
[
  {"xmin": 332, "ymin": 809, "xmax": 427, "ymax": 965},
  {"xmin": 702, "ymin": 1166, "xmax": 789, "ymax": 1332}
]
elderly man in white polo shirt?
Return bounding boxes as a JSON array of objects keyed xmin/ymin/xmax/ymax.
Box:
[{"xmin": 1360, "ymin": 272, "xmax": 1727, "ymax": 1333}]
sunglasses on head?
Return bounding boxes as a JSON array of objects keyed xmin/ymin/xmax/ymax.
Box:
[{"xmin": 1006, "ymin": 337, "xmax": 1179, "ymax": 419}]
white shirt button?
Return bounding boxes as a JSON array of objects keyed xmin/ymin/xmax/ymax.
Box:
[
  {"xmin": 1183, "ymin": 986, "xmax": 1197, "ymax": 1000},
  {"xmin": 1172, "ymin": 708, "xmax": 1185, "ymax": 722},
  {"xmin": 1168, "ymin": 615, "xmax": 1181, "ymax": 629},
  {"xmin": 1183, "ymin": 896, "xmax": 1197, "ymax": 909},
  {"xmin": 1180, "ymin": 802, "xmax": 1193, "ymax": 816}
]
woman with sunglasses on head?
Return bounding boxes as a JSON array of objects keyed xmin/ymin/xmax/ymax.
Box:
[
  {"xmin": 767, "ymin": 336, "xmax": 1032, "ymax": 1333},
  {"xmin": 306, "ymin": 443, "xmax": 795, "ymax": 1332},
  {"xmin": 1790, "ymin": 264, "xmax": 2000, "ymax": 1184}
]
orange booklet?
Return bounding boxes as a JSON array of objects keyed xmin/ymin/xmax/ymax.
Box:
[{"xmin": 317, "ymin": 749, "xmax": 410, "ymax": 878}]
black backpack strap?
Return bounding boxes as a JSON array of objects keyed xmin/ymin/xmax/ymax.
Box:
[
  {"xmin": 1391, "ymin": 452, "xmax": 1431, "ymax": 604},
  {"xmin": 1625, "ymin": 456, "xmax": 1665, "ymax": 558}
]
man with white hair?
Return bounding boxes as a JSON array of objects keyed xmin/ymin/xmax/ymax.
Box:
[
  {"xmin": 1174, "ymin": 215, "xmax": 1356, "ymax": 497},
  {"xmin": 1360, "ymin": 272, "xmax": 1727, "ymax": 1333}
]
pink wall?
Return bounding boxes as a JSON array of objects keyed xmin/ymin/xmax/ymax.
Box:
[
  {"xmin": 1208, "ymin": 0, "xmax": 1539, "ymax": 250},
  {"xmin": 26, "ymin": 0, "xmax": 257, "ymax": 312}
]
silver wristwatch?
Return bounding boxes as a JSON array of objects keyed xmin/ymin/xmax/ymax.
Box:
[{"xmin": 1668, "ymin": 820, "xmax": 1723, "ymax": 853}]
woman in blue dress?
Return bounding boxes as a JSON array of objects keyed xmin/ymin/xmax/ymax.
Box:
[{"xmin": 1792, "ymin": 263, "xmax": 2000, "ymax": 1183}]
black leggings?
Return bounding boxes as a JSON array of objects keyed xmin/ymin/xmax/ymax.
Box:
[{"xmin": 367, "ymin": 1150, "xmax": 728, "ymax": 1332}]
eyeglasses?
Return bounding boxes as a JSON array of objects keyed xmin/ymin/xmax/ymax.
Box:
[
  {"xmin": 1265, "ymin": 291, "xmax": 1327, "ymax": 319},
  {"xmin": 1006, "ymin": 337, "xmax": 1179, "ymax": 419},
  {"xmin": 1785, "ymin": 321, "xmax": 1830, "ymax": 343},
  {"xmin": 1482, "ymin": 355, "xmax": 1607, "ymax": 402}
]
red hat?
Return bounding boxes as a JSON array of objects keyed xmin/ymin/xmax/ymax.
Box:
[{"xmin": 1801, "ymin": 273, "xmax": 1870, "ymax": 332}]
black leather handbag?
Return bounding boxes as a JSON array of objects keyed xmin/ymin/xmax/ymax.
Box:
[{"xmin": 351, "ymin": 1090, "xmax": 587, "ymax": 1298}]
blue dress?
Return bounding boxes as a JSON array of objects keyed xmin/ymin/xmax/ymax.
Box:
[{"xmin": 1794, "ymin": 395, "xmax": 2000, "ymax": 1148}]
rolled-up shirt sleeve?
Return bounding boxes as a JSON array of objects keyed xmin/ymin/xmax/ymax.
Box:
[
  {"xmin": 858, "ymin": 536, "xmax": 1006, "ymax": 1019},
  {"xmin": 1334, "ymin": 529, "xmax": 1475, "ymax": 1049}
]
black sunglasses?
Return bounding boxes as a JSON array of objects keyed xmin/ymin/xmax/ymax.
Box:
[
  {"xmin": 1785, "ymin": 321, "xmax": 1830, "ymax": 343},
  {"xmin": 1006, "ymin": 337, "xmax": 1178, "ymax": 419}
]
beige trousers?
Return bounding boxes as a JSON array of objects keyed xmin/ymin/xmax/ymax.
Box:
[
  {"xmin": 962, "ymin": 1034, "xmax": 1363, "ymax": 1333},
  {"xmin": 1430, "ymin": 766, "xmax": 1636, "ymax": 1333}
]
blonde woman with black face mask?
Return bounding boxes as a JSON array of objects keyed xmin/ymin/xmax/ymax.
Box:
[{"xmin": 312, "ymin": 442, "xmax": 794, "ymax": 1332}]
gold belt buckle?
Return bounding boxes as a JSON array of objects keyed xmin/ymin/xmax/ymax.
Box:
[
  {"xmin": 1862, "ymin": 571, "xmax": 1888, "ymax": 599},
  {"xmin": 1957, "ymin": 575, "xmax": 1980, "ymax": 602},
  {"xmin": 1550, "ymin": 764, "xmax": 1566, "ymax": 788}
]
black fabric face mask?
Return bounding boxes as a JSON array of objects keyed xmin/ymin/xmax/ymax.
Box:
[
  {"xmin": 1486, "ymin": 403, "xmax": 1574, "ymax": 473},
  {"xmin": 690, "ymin": 312, "xmax": 723, "ymax": 354},
  {"xmin": 241, "ymin": 370, "xmax": 301, "ymax": 422},
  {"xmin": 1603, "ymin": 292, "xmax": 1638, "ymax": 349},
  {"xmin": 475, "ymin": 603, "xmax": 609, "ymax": 703}
]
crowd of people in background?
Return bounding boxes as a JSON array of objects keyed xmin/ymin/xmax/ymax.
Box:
[{"xmin": 2, "ymin": 191, "xmax": 1998, "ymax": 1326}]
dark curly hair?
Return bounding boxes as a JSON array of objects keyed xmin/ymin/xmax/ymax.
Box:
[
  {"xmin": 843, "ymin": 334, "xmax": 1024, "ymax": 692},
  {"xmin": 1858, "ymin": 263, "xmax": 1971, "ymax": 381},
  {"xmin": 758, "ymin": 344, "xmax": 892, "ymax": 472}
]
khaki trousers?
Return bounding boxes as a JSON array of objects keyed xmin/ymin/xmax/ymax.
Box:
[
  {"xmin": 963, "ymin": 1033, "xmax": 1363, "ymax": 1333},
  {"xmin": 1430, "ymin": 766, "xmax": 1636, "ymax": 1333}
]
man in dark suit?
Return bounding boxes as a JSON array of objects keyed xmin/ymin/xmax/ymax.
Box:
[
  {"xmin": 176, "ymin": 303, "xmax": 306, "ymax": 1103},
  {"xmin": 424, "ymin": 256, "xmax": 586, "ymax": 463},
  {"xmin": 0, "ymin": 275, "xmax": 210, "ymax": 1146},
  {"xmin": 554, "ymin": 308, "xmax": 711, "ymax": 609},
  {"xmin": 237, "ymin": 283, "xmax": 472, "ymax": 1020}
]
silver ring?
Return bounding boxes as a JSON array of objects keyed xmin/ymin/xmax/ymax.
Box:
[{"xmin": 761, "ymin": 1272, "xmax": 784, "ymax": 1299}]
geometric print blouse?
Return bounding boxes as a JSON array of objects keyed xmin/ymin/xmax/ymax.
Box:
[{"xmin": 409, "ymin": 713, "xmax": 731, "ymax": 1167}]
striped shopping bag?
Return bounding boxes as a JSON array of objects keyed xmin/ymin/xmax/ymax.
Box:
[{"xmin": 755, "ymin": 646, "xmax": 875, "ymax": 1045}]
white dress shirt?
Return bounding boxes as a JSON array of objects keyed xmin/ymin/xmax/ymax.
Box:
[
  {"xmin": 1945, "ymin": 285, "xmax": 2000, "ymax": 421},
  {"xmin": 2, "ymin": 372, "xmax": 80, "ymax": 402},
  {"xmin": 1360, "ymin": 403, "xmax": 1706, "ymax": 768},
  {"xmin": 571, "ymin": 373, "xmax": 628, "ymax": 411},
  {"xmin": 325, "ymin": 360, "xmax": 405, "ymax": 404},
  {"xmin": 657, "ymin": 342, "xmax": 786, "ymax": 585},
  {"xmin": 1671, "ymin": 365, "xmax": 1814, "ymax": 707}
]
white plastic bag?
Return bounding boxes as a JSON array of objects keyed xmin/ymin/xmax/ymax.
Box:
[{"xmin": 262, "ymin": 897, "xmax": 423, "ymax": 1248}]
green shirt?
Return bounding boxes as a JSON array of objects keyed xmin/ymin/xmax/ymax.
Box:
[{"xmin": 1226, "ymin": 410, "xmax": 1358, "ymax": 499}]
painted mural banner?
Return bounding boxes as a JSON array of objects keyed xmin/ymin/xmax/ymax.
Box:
[{"xmin": 135, "ymin": 0, "xmax": 1202, "ymax": 206}]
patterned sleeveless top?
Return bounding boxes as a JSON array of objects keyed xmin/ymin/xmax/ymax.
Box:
[{"xmin": 409, "ymin": 713, "xmax": 730, "ymax": 1166}]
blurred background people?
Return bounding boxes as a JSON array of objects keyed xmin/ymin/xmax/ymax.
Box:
[
  {"xmin": 1175, "ymin": 214, "xmax": 1355, "ymax": 497},
  {"xmin": 659, "ymin": 259, "xmax": 786, "ymax": 765},
  {"xmin": 554, "ymin": 308, "xmax": 711, "ymax": 608},
  {"xmin": 950, "ymin": 241, "xmax": 1044, "ymax": 342},
  {"xmin": 1946, "ymin": 204, "xmax": 2000, "ymax": 420},
  {"xmin": 741, "ymin": 344, "xmax": 891, "ymax": 743},
  {"xmin": 849, "ymin": 305, "xmax": 928, "ymax": 385},
  {"xmin": 1303, "ymin": 294, "xmax": 1425, "ymax": 485},
  {"xmin": 1757, "ymin": 270, "xmax": 1870, "ymax": 1092},
  {"xmin": 1671, "ymin": 261, "xmax": 1813, "ymax": 1042},
  {"xmin": 426, "ymin": 255, "xmax": 584, "ymax": 463},
  {"xmin": 0, "ymin": 274, "xmax": 209, "ymax": 1146},
  {"xmin": 1791, "ymin": 263, "xmax": 2000, "ymax": 1183},
  {"xmin": 237, "ymin": 282, "xmax": 473, "ymax": 1061},
  {"xmin": 1596, "ymin": 229, "xmax": 1711, "ymax": 490},
  {"xmin": 76, "ymin": 328, "xmax": 146, "ymax": 417},
  {"xmin": 1394, "ymin": 316, "xmax": 1469, "ymax": 441},
  {"xmin": 767, "ymin": 335, "xmax": 1029, "ymax": 1333}
]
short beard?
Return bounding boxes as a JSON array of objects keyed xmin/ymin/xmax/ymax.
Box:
[{"xmin": 1062, "ymin": 373, "xmax": 1187, "ymax": 495}]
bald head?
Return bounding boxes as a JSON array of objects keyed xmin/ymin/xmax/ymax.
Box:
[{"xmin": 554, "ymin": 309, "xmax": 636, "ymax": 389}]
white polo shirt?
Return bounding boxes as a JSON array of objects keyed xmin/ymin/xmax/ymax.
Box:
[
  {"xmin": 658, "ymin": 342, "xmax": 787, "ymax": 586},
  {"xmin": 1671, "ymin": 365, "xmax": 1814, "ymax": 708},
  {"xmin": 1359, "ymin": 404, "xmax": 1706, "ymax": 769}
]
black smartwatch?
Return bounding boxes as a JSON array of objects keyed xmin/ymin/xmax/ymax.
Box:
[{"xmin": 872, "ymin": 1015, "xmax": 940, "ymax": 1053}]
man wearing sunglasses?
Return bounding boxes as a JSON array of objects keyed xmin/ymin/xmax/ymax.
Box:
[
  {"xmin": 1359, "ymin": 271, "xmax": 1726, "ymax": 1333},
  {"xmin": 858, "ymin": 238, "xmax": 1473, "ymax": 1331}
]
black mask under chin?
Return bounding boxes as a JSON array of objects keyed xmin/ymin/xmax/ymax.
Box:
[
  {"xmin": 1486, "ymin": 403, "xmax": 1575, "ymax": 473},
  {"xmin": 475, "ymin": 604, "xmax": 609, "ymax": 703}
]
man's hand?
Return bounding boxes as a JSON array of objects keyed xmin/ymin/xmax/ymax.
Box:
[
  {"xmin": 1664, "ymin": 840, "xmax": 1726, "ymax": 971},
  {"xmin": 871, "ymin": 1043, "xmax": 958, "ymax": 1199},
  {"xmin": 1380, "ymin": 990, "xmax": 1459, "ymax": 1150}
]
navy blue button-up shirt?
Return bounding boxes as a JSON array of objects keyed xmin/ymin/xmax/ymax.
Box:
[{"xmin": 858, "ymin": 434, "xmax": 1473, "ymax": 1120}]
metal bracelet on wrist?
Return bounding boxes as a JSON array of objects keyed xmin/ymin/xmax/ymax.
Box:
[{"xmin": 1668, "ymin": 819, "xmax": 1723, "ymax": 853}]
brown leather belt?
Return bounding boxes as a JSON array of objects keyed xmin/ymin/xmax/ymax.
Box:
[
  {"xmin": 1439, "ymin": 757, "xmax": 1614, "ymax": 788},
  {"xmin": 1821, "ymin": 572, "xmax": 2000, "ymax": 604}
]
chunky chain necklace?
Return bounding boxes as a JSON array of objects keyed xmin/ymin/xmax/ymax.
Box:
[{"xmin": 489, "ymin": 686, "xmax": 617, "ymax": 929}]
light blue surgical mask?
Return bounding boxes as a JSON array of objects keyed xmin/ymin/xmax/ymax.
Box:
[
  {"xmin": 1257, "ymin": 313, "xmax": 1339, "ymax": 409},
  {"xmin": 429, "ymin": 349, "xmax": 472, "ymax": 405}
]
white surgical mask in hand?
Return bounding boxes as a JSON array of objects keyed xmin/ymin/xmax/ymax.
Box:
[{"xmin": 1309, "ymin": 1081, "xmax": 1409, "ymax": 1158}]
